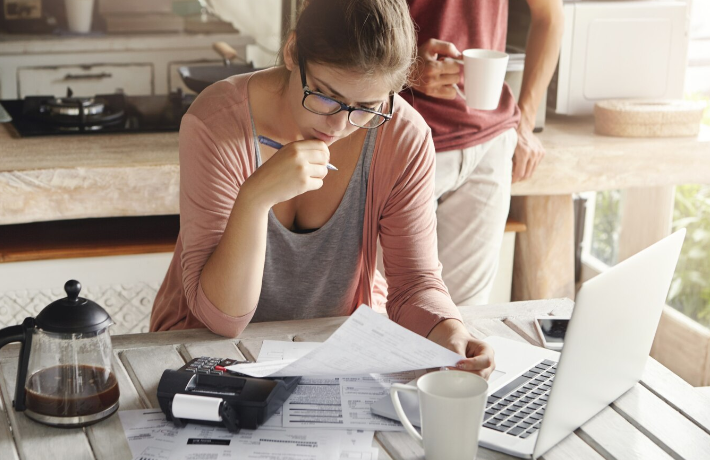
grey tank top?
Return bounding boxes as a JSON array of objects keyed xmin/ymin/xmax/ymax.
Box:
[{"xmin": 251, "ymin": 128, "xmax": 377, "ymax": 322}]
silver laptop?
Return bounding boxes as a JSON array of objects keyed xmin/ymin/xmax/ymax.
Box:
[{"xmin": 371, "ymin": 229, "xmax": 685, "ymax": 459}]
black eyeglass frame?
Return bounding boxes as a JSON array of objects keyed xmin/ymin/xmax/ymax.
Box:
[{"xmin": 299, "ymin": 58, "xmax": 394, "ymax": 129}]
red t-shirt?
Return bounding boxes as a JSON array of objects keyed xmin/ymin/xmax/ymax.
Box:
[{"xmin": 402, "ymin": 0, "xmax": 520, "ymax": 151}]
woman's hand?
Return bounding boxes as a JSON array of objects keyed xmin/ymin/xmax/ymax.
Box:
[
  {"xmin": 411, "ymin": 38, "xmax": 463, "ymax": 100},
  {"xmin": 242, "ymin": 139, "xmax": 331, "ymax": 208},
  {"xmin": 427, "ymin": 319, "xmax": 496, "ymax": 380}
]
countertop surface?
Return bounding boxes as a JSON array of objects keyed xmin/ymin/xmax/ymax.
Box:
[
  {"xmin": 2, "ymin": 299, "xmax": 709, "ymax": 460},
  {"xmin": 0, "ymin": 32, "xmax": 254, "ymax": 55},
  {"xmin": 1, "ymin": 114, "xmax": 709, "ymax": 224}
]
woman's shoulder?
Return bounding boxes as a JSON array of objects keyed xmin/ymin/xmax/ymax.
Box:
[
  {"xmin": 378, "ymin": 94, "xmax": 434, "ymax": 154},
  {"xmin": 184, "ymin": 72, "xmax": 252, "ymax": 125}
]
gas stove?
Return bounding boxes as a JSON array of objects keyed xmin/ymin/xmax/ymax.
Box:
[{"xmin": 0, "ymin": 88, "xmax": 195, "ymax": 137}]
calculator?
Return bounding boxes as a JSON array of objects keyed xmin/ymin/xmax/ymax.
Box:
[{"xmin": 157, "ymin": 356, "xmax": 300, "ymax": 432}]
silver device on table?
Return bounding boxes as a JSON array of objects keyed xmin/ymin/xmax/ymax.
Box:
[{"xmin": 371, "ymin": 229, "xmax": 685, "ymax": 459}]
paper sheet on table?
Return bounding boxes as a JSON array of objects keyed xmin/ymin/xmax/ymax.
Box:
[
  {"xmin": 227, "ymin": 305, "xmax": 462, "ymax": 377},
  {"xmin": 256, "ymin": 340, "xmax": 421, "ymax": 431},
  {"xmin": 118, "ymin": 409, "xmax": 377, "ymax": 460}
]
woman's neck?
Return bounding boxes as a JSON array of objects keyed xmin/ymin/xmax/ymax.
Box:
[{"xmin": 249, "ymin": 67, "xmax": 302, "ymax": 143}]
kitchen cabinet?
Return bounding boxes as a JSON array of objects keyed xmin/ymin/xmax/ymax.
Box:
[
  {"xmin": 0, "ymin": 32, "xmax": 255, "ymax": 99},
  {"xmin": 18, "ymin": 63, "xmax": 154, "ymax": 97}
]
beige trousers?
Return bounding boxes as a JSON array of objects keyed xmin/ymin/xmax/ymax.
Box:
[{"xmin": 434, "ymin": 128, "xmax": 517, "ymax": 306}]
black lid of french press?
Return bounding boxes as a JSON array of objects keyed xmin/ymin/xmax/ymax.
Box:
[{"xmin": 35, "ymin": 280, "xmax": 113, "ymax": 334}]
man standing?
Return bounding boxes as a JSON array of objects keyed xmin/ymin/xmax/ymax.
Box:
[{"xmin": 403, "ymin": 0, "xmax": 564, "ymax": 305}]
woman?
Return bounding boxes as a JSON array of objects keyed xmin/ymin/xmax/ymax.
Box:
[{"xmin": 150, "ymin": 0, "xmax": 494, "ymax": 378}]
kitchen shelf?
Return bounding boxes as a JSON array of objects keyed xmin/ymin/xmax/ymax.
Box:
[{"xmin": 0, "ymin": 215, "xmax": 179, "ymax": 263}]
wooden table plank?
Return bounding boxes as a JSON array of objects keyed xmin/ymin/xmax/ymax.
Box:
[
  {"xmin": 238, "ymin": 337, "xmax": 293, "ymax": 362},
  {"xmin": 467, "ymin": 319, "xmax": 529, "ymax": 343},
  {"xmin": 119, "ymin": 345, "xmax": 186, "ymax": 409},
  {"xmin": 612, "ymin": 384, "xmax": 710, "ymax": 460},
  {"xmin": 86, "ymin": 353, "xmax": 144, "ymax": 460},
  {"xmin": 376, "ymin": 430, "xmax": 518, "ymax": 460},
  {"xmin": 459, "ymin": 299, "xmax": 572, "ymax": 321},
  {"xmin": 576, "ymin": 406, "xmax": 674, "ymax": 460},
  {"xmin": 640, "ymin": 357, "xmax": 710, "ymax": 435},
  {"xmin": 540, "ymin": 432, "xmax": 604, "ymax": 460},
  {"xmin": 0, "ymin": 371, "xmax": 20, "ymax": 460},
  {"xmin": 240, "ymin": 316, "xmax": 348, "ymax": 340},
  {"xmin": 179, "ymin": 339, "xmax": 246, "ymax": 363},
  {"xmin": 0, "ymin": 359, "xmax": 95, "ymax": 460}
]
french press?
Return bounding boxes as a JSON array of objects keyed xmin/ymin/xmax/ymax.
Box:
[{"xmin": 0, "ymin": 280, "xmax": 120, "ymax": 427}]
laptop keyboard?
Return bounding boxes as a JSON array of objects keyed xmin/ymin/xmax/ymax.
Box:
[{"xmin": 483, "ymin": 359, "xmax": 557, "ymax": 438}]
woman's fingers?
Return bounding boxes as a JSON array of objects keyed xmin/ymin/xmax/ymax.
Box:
[{"xmin": 456, "ymin": 354, "xmax": 492, "ymax": 371}]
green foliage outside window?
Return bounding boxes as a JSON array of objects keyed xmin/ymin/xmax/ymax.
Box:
[
  {"xmin": 668, "ymin": 95, "xmax": 710, "ymax": 327},
  {"xmin": 590, "ymin": 190, "xmax": 621, "ymax": 266},
  {"xmin": 669, "ymin": 186, "xmax": 710, "ymax": 327}
]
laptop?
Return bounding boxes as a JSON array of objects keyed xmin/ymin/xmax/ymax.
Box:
[{"xmin": 371, "ymin": 229, "xmax": 685, "ymax": 459}]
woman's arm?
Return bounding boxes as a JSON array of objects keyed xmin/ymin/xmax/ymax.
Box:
[
  {"xmin": 180, "ymin": 113, "xmax": 331, "ymax": 324},
  {"xmin": 377, "ymin": 124, "xmax": 494, "ymax": 377},
  {"xmin": 378, "ymin": 127, "xmax": 461, "ymax": 336}
]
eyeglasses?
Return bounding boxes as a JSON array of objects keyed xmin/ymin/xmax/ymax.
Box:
[{"xmin": 299, "ymin": 58, "xmax": 393, "ymax": 129}]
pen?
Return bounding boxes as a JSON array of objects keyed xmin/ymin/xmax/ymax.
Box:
[{"xmin": 257, "ymin": 135, "xmax": 338, "ymax": 171}]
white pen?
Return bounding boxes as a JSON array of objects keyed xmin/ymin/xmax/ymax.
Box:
[{"xmin": 257, "ymin": 135, "xmax": 338, "ymax": 171}]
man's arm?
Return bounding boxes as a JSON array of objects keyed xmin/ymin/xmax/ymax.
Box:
[{"xmin": 513, "ymin": 0, "xmax": 564, "ymax": 182}]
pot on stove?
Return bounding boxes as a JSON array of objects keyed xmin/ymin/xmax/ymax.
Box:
[{"xmin": 0, "ymin": 280, "xmax": 119, "ymax": 427}]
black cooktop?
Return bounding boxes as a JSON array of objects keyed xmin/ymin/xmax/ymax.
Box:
[{"xmin": 0, "ymin": 91, "xmax": 195, "ymax": 137}]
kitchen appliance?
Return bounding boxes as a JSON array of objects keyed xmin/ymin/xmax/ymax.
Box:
[
  {"xmin": 0, "ymin": 280, "xmax": 119, "ymax": 427},
  {"xmin": 0, "ymin": 88, "xmax": 195, "ymax": 137},
  {"xmin": 157, "ymin": 356, "xmax": 300, "ymax": 433},
  {"xmin": 547, "ymin": 1, "xmax": 688, "ymax": 115},
  {"xmin": 178, "ymin": 41, "xmax": 255, "ymax": 94}
]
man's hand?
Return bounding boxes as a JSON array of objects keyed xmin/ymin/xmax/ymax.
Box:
[
  {"xmin": 427, "ymin": 319, "xmax": 495, "ymax": 380},
  {"xmin": 411, "ymin": 39, "xmax": 462, "ymax": 100},
  {"xmin": 512, "ymin": 126, "xmax": 545, "ymax": 183}
]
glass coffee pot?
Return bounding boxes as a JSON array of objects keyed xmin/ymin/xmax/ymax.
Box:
[{"xmin": 0, "ymin": 280, "xmax": 119, "ymax": 427}]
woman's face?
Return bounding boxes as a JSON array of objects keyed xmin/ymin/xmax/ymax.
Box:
[{"xmin": 285, "ymin": 59, "xmax": 392, "ymax": 146}]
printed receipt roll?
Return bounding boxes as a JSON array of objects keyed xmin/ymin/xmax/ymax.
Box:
[{"xmin": 172, "ymin": 393, "xmax": 223, "ymax": 422}]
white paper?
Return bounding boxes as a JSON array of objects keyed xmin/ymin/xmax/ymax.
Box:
[
  {"xmin": 227, "ymin": 305, "xmax": 462, "ymax": 377},
  {"xmin": 258, "ymin": 340, "xmax": 321, "ymax": 362},
  {"xmin": 119, "ymin": 409, "xmax": 374, "ymax": 460},
  {"xmin": 282, "ymin": 372, "xmax": 422, "ymax": 431},
  {"xmin": 254, "ymin": 340, "xmax": 418, "ymax": 431}
]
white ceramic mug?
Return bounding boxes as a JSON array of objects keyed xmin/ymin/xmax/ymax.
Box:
[
  {"xmin": 455, "ymin": 49, "xmax": 509, "ymax": 111},
  {"xmin": 390, "ymin": 370, "xmax": 488, "ymax": 460},
  {"xmin": 65, "ymin": 0, "xmax": 94, "ymax": 34}
]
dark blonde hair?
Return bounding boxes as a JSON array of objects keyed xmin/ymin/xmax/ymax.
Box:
[{"xmin": 286, "ymin": 0, "xmax": 417, "ymax": 93}]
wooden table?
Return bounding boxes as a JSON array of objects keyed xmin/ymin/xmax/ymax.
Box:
[{"xmin": 2, "ymin": 299, "xmax": 710, "ymax": 460}]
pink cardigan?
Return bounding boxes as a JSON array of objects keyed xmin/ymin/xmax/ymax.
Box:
[{"xmin": 150, "ymin": 72, "xmax": 462, "ymax": 338}]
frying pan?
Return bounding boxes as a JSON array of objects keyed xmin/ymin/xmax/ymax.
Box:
[{"xmin": 179, "ymin": 42, "xmax": 256, "ymax": 93}]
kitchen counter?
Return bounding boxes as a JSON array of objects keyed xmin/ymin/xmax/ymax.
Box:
[
  {"xmin": 1, "ymin": 114, "xmax": 708, "ymax": 225},
  {"xmin": 0, "ymin": 32, "xmax": 254, "ymax": 55}
]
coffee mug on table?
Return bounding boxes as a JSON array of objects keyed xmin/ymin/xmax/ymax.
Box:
[
  {"xmin": 455, "ymin": 49, "xmax": 509, "ymax": 111},
  {"xmin": 390, "ymin": 370, "xmax": 488, "ymax": 460}
]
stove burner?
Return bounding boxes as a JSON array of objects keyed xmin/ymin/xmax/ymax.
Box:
[
  {"xmin": 1, "ymin": 88, "xmax": 195, "ymax": 137},
  {"xmin": 26, "ymin": 88, "xmax": 126, "ymax": 130},
  {"xmin": 44, "ymin": 97, "xmax": 106, "ymax": 117}
]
